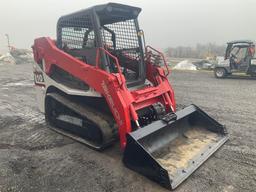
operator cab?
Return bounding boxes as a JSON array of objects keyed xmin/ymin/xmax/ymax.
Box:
[{"xmin": 57, "ymin": 3, "xmax": 145, "ymax": 87}]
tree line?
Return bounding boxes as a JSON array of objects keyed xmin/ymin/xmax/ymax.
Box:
[{"xmin": 165, "ymin": 43, "xmax": 226, "ymax": 59}]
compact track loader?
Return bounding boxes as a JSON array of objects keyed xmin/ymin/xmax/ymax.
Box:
[{"xmin": 32, "ymin": 3, "xmax": 228, "ymax": 189}]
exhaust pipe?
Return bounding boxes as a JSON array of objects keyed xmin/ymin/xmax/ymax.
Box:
[{"xmin": 123, "ymin": 105, "xmax": 228, "ymax": 189}]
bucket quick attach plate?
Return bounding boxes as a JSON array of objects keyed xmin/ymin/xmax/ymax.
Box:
[{"xmin": 123, "ymin": 105, "xmax": 228, "ymax": 190}]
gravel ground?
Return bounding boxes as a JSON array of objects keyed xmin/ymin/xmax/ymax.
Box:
[{"xmin": 0, "ymin": 63, "xmax": 255, "ymax": 192}]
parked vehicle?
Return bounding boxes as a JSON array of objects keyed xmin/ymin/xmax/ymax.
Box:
[{"xmin": 214, "ymin": 40, "xmax": 256, "ymax": 78}]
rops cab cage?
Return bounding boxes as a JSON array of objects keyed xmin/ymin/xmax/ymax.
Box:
[{"xmin": 57, "ymin": 3, "xmax": 145, "ymax": 87}]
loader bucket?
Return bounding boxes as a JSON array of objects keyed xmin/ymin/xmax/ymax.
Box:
[{"xmin": 123, "ymin": 105, "xmax": 228, "ymax": 190}]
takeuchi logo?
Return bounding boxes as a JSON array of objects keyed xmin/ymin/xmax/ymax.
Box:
[{"xmin": 101, "ymin": 81, "xmax": 123, "ymax": 126}]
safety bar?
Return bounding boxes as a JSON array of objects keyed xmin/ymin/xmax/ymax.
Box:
[
  {"xmin": 96, "ymin": 47, "xmax": 122, "ymax": 75},
  {"xmin": 146, "ymin": 46, "xmax": 170, "ymax": 76}
]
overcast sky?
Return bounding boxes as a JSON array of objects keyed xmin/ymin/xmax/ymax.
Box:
[{"xmin": 0, "ymin": 0, "xmax": 255, "ymax": 53}]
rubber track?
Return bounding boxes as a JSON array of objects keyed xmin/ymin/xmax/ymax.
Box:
[{"xmin": 45, "ymin": 93, "xmax": 118, "ymax": 150}]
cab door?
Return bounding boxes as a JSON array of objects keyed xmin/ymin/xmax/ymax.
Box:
[{"xmin": 236, "ymin": 47, "xmax": 249, "ymax": 71}]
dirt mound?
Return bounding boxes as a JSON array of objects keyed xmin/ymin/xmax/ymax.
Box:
[
  {"xmin": 0, "ymin": 53, "xmax": 16, "ymax": 65},
  {"xmin": 173, "ymin": 60, "xmax": 197, "ymax": 70},
  {"xmin": 0, "ymin": 49, "xmax": 34, "ymax": 65}
]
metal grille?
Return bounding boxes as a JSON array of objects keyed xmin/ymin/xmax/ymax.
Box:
[
  {"xmin": 58, "ymin": 15, "xmax": 95, "ymax": 49},
  {"xmin": 101, "ymin": 19, "xmax": 140, "ymax": 60}
]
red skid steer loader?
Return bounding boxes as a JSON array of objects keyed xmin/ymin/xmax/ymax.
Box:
[{"xmin": 32, "ymin": 3, "xmax": 228, "ymax": 190}]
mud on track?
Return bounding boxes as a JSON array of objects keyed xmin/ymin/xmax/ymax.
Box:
[{"xmin": 0, "ymin": 64, "xmax": 255, "ymax": 192}]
